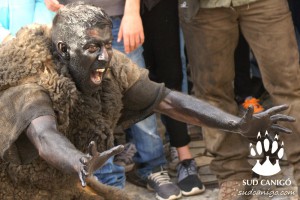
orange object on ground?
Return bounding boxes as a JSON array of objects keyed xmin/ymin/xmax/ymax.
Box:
[{"xmin": 242, "ymin": 97, "xmax": 264, "ymax": 113}]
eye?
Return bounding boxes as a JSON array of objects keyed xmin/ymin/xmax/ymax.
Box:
[
  {"xmin": 88, "ymin": 44, "xmax": 100, "ymax": 53},
  {"xmin": 105, "ymin": 42, "xmax": 112, "ymax": 49}
]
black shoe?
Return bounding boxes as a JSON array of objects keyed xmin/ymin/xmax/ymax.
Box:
[{"xmin": 177, "ymin": 159, "xmax": 205, "ymax": 196}]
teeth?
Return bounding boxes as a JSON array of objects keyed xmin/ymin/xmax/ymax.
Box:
[{"xmin": 96, "ymin": 69, "xmax": 105, "ymax": 73}]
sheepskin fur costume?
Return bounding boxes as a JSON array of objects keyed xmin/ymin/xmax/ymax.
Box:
[{"xmin": 0, "ymin": 24, "xmax": 166, "ymax": 200}]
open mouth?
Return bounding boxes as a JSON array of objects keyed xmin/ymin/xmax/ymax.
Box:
[{"xmin": 90, "ymin": 68, "xmax": 106, "ymax": 85}]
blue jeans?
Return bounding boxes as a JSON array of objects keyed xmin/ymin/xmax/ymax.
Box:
[
  {"xmin": 180, "ymin": 27, "xmax": 188, "ymax": 94},
  {"xmin": 93, "ymin": 157, "xmax": 126, "ymax": 189},
  {"xmin": 94, "ymin": 17, "xmax": 166, "ymax": 187},
  {"xmin": 125, "ymin": 115, "xmax": 166, "ymax": 180}
]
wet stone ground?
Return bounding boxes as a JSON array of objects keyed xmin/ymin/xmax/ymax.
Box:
[{"xmin": 115, "ymin": 119, "xmax": 299, "ymax": 200}]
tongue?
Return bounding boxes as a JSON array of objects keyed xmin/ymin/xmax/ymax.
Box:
[{"xmin": 91, "ymin": 71, "xmax": 102, "ymax": 84}]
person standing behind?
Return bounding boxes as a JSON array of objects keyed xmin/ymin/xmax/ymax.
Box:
[
  {"xmin": 140, "ymin": 0, "xmax": 205, "ymax": 196},
  {"xmin": 234, "ymin": 32, "xmax": 265, "ymax": 113},
  {"xmin": 179, "ymin": 0, "xmax": 300, "ymax": 199},
  {"xmin": 0, "ymin": 0, "xmax": 55, "ymax": 44}
]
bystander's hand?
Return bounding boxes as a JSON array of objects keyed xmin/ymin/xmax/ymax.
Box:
[
  {"xmin": 44, "ymin": 0, "xmax": 64, "ymax": 12},
  {"xmin": 118, "ymin": 0, "xmax": 144, "ymax": 54}
]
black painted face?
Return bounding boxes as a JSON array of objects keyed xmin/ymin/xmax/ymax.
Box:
[{"xmin": 66, "ymin": 26, "xmax": 113, "ymax": 94}]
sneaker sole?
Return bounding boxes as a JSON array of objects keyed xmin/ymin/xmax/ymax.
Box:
[
  {"xmin": 147, "ymin": 184, "xmax": 154, "ymax": 191},
  {"xmin": 155, "ymin": 193, "xmax": 182, "ymax": 200},
  {"xmin": 147, "ymin": 185, "xmax": 182, "ymax": 200},
  {"xmin": 182, "ymin": 185, "xmax": 205, "ymax": 196}
]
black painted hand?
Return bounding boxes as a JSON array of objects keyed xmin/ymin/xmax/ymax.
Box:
[
  {"xmin": 238, "ymin": 104, "xmax": 295, "ymax": 139},
  {"xmin": 78, "ymin": 141, "xmax": 124, "ymax": 187}
]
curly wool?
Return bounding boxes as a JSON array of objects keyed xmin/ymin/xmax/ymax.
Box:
[{"xmin": 0, "ymin": 24, "xmax": 129, "ymax": 199}]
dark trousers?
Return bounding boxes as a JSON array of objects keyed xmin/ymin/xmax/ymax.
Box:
[
  {"xmin": 142, "ymin": 0, "xmax": 190, "ymax": 147},
  {"xmin": 180, "ymin": 0, "xmax": 300, "ymax": 183},
  {"xmin": 288, "ymin": 0, "xmax": 300, "ymax": 32},
  {"xmin": 234, "ymin": 32, "xmax": 252, "ymax": 103}
]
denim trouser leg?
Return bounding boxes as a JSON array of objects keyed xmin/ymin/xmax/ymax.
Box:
[
  {"xmin": 93, "ymin": 157, "xmax": 126, "ymax": 189},
  {"xmin": 126, "ymin": 115, "xmax": 167, "ymax": 180},
  {"xmin": 112, "ymin": 18, "xmax": 166, "ymax": 178},
  {"xmin": 113, "ymin": 17, "xmax": 166, "ymax": 178},
  {"xmin": 179, "ymin": 27, "xmax": 188, "ymax": 94}
]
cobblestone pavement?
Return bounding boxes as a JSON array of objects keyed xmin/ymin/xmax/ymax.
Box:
[
  {"xmin": 118, "ymin": 124, "xmax": 220, "ymax": 200},
  {"xmin": 121, "ymin": 129, "xmax": 299, "ymax": 200},
  {"xmin": 118, "ymin": 110, "xmax": 299, "ymax": 200},
  {"xmin": 125, "ymin": 181, "xmax": 219, "ymax": 200},
  {"xmin": 125, "ymin": 148, "xmax": 298, "ymax": 200},
  {"xmin": 124, "ymin": 137, "xmax": 220, "ymax": 200}
]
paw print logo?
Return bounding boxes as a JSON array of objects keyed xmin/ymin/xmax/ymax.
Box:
[{"xmin": 249, "ymin": 131, "xmax": 284, "ymax": 176}]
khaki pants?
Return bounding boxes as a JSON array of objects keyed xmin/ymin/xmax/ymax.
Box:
[{"xmin": 180, "ymin": 0, "xmax": 300, "ymax": 184}]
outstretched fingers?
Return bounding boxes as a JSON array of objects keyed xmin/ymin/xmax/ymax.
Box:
[
  {"xmin": 265, "ymin": 104, "xmax": 289, "ymax": 115},
  {"xmin": 244, "ymin": 105, "xmax": 254, "ymax": 121},
  {"xmin": 79, "ymin": 172, "xmax": 87, "ymax": 187},
  {"xmin": 270, "ymin": 124, "xmax": 292, "ymax": 134},
  {"xmin": 79, "ymin": 157, "xmax": 90, "ymax": 187},
  {"xmin": 98, "ymin": 145, "xmax": 124, "ymax": 159},
  {"xmin": 88, "ymin": 141, "xmax": 99, "ymax": 157},
  {"xmin": 88, "ymin": 145, "xmax": 124, "ymax": 174},
  {"xmin": 79, "ymin": 143, "xmax": 124, "ymax": 187},
  {"xmin": 270, "ymin": 114, "xmax": 296, "ymax": 123}
]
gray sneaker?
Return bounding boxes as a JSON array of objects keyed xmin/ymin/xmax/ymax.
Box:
[
  {"xmin": 177, "ymin": 159, "xmax": 205, "ymax": 196},
  {"xmin": 147, "ymin": 166, "xmax": 182, "ymax": 200},
  {"xmin": 114, "ymin": 143, "xmax": 136, "ymax": 172}
]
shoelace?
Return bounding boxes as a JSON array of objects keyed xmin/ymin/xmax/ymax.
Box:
[
  {"xmin": 178, "ymin": 160, "xmax": 197, "ymax": 178},
  {"xmin": 149, "ymin": 170, "xmax": 171, "ymax": 186}
]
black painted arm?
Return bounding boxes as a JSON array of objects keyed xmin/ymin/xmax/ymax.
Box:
[
  {"xmin": 155, "ymin": 91, "xmax": 295, "ymax": 138},
  {"xmin": 26, "ymin": 115, "xmax": 83, "ymax": 173},
  {"xmin": 26, "ymin": 115, "xmax": 124, "ymax": 186}
]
